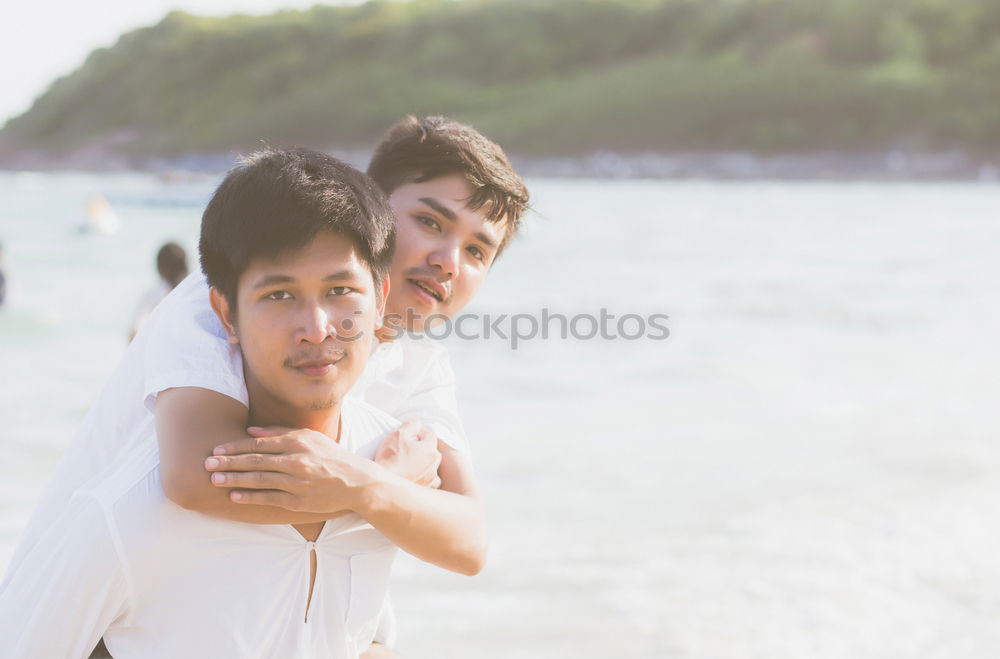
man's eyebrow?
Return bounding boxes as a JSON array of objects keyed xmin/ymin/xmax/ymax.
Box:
[
  {"xmin": 473, "ymin": 231, "xmax": 497, "ymax": 250},
  {"xmin": 322, "ymin": 270, "xmax": 362, "ymax": 282},
  {"xmin": 251, "ymin": 274, "xmax": 294, "ymax": 290},
  {"xmin": 251, "ymin": 270, "xmax": 358, "ymax": 290},
  {"xmin": 418, "ymin": 197, "xmax": 457, "ymax": 222}
]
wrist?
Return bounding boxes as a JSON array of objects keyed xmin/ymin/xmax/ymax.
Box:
[{"xmin": 349, "ymin": 458, "xmax": 389, "ymax": 515}]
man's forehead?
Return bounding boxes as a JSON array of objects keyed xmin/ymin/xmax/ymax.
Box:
[{"xmin": 240, "ymin": 234, "xmax": 372, "ymax": 284}]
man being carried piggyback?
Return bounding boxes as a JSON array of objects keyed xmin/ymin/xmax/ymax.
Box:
[{"xmin": 0, "ymin": 118, "xmax": 529, "ymax": 657}]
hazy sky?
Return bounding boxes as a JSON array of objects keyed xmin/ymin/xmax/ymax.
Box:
[{"xmin": 1, "ymin": 1, "xmax": 366, "ymax": 124}]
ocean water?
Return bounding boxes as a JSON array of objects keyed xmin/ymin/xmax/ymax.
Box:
[{"xmin": 1, "ymin": 171, "xmax": 999, "ymax": 658}]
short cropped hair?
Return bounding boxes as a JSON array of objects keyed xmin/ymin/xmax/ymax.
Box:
[
  {"xmin": 200, "ymin": 147, "xmax": 395, "ymax": 307},
  {"xmin": 367, "ymin": 116, "xmax": 529, "ymax": 255}
]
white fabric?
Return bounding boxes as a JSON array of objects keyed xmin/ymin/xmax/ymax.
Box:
[
  {"xmin": 349, "ymin": 323, "xmax": 469, "ymax": 456},
  {"xmin": 0, "ymin": 399, "xmax": 400, "ymax": 659},
  {"xmin": 129, "ymin": 278, "xmax": 172, "ymax": 337}
]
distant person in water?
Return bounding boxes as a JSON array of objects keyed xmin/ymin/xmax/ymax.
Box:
[
  {"xmin": 128, "ymin": 241, "xmax": 189, "ymax": 341},
  {"xmin": 81, "ymin": 195, "xmax": 120, "ymax": 235},
  {"xmin": 0, "ymin": 242, "xmax": 7, "ymax": 307}
]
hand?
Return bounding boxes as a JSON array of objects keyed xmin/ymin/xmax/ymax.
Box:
[
  {"xmin": 374, "ymin": 419, "xmax": 443, "ymax": 489},
  {"xmin": 204, "ymin": 426, "xmax": 374, "ymax": 513}
]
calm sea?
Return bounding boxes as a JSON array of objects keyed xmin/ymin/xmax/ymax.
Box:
[{"xmin": 1, "ymin": 171, "xmax": 999, "ymax": 658}]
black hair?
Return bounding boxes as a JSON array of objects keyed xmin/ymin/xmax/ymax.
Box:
[{"xmin": 199, "ymin": 147, "xmax": 395, "ymax": 306}]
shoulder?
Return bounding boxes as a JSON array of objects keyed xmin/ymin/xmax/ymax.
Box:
[
  {"xmin": 144, "ymin": 272, "xmax": 221, "ymax": 337},
  {"xmin": 138, "ymin": 271, "xmax": 248, "ymax": 410}
]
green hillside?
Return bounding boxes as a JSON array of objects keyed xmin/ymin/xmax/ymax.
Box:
[{"xmin": 4, "ymin": 0, "xmax": 1000, "ymax": 158}]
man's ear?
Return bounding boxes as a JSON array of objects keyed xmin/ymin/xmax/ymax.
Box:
[
  {"xmin": 209, "ymin": 287, "xmax": 239, "ymax": 344},
  {"xmin": 375, "ymin": 276, "xmax": 390, "ymax": 328}
]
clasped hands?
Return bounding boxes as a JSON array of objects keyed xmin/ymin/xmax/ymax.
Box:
[{"xmin": 203, "ymin": 419, "xmax": 443, "ymax": 513}]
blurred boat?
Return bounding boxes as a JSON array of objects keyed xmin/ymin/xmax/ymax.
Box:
[{"xmin": 79, "ymin": 195, "xmax": 120, "ymax": 235}]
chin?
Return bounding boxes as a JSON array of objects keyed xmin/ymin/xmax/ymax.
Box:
[
  {"xmin": 307, "ymin": 398, "xmax": 337, "ymax": 411},
  {"xmin": 422, "ymin": 313, "xmax": 450, "ymax": 331},
  {"xmin": 408, "ymin": 297, "xmax": 437, "ymax": 318}
]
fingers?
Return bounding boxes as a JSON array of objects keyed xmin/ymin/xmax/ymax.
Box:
[
  {"xmin": 414, "ymin": 469, "xmax": 442, "ymax": 489},
  {"xmin": 246, "ymin": 425, "xmax": 294, "ymax": 438},
  {"xmin": 374, "ymin": 421, "xmax": 421, "ymax": 461},
  {"xmin": 423, "ymin": 438, "xmax": 443, "ymax": 472},
  {"xmin": 424, "ymin": 455, "xmax": 443, "ymax": 487},
  {"xmin": 423, "ymin": 449, "xmax": 442, "ymax": 489},
  {"xmin": 209, "ymin": 470, "xmax": 298, "ymax": 491},
  {"xmin": 397, "ymin": 418, "xmax": 423, "ymax": 442},
  {"xmin": 205, "ymin": 453, "xmax": 296, "ymax": 473},
  {"xmin": 229, "ymin": 489, "xmax": 298, "ymax": 509},
  {"xmin": 425, "ymin": 445, "xmax": 443, "ymax": 470},
  {"xmin": 213, "ymin": 435, "xmax": 292, "ymax": 456},
  {"xmin": 373, "ymin": 430, "xmax": 401, "ymax": 461}
]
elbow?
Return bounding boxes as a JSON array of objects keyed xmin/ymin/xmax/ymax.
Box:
[
  {"xmin": 453, "ymin": 506, "xmax": 489, "ymax": 576},
  {"xmin": 162, "ymin": 482, "xmax": 199, "ymax": 511},
  {"xmin": 161, "ymin": 472, "xmax": 210, "ymax": 512},
  {"xmin": 457, "ymin": 556, "xmax": 485, "ymax": 577},
  {"xmin": 454, "ymin": 541, "xmax": 488, "ymax": 576}
]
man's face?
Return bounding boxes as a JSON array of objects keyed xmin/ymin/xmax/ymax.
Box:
[
  {"xmin": 215, "ymin": 231, "xmax": 384, "ymax": 418},
  {"xmin": 385, "ymin": 173, "xmax": 507, "ymax": 333}
]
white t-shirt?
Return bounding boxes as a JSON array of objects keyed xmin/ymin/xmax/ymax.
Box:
[
  {"xmin": 3, "ymin": 272, "xmax": 467, "ymax": 584},
  {"xmin": 0, "ymin": 399, "xmax": 401, "ymax": 659},
  {"xmin": 129, "ymin": 278, "xmax": 172, "ymax": 337}
]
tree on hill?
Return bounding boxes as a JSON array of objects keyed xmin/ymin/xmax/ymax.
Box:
[{"xmin": 3, "ymin": 0, "xmax": 1000, "ymax": 158}]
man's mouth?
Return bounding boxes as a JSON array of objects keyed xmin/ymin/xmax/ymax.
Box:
[
  {"xmin": 294, "ymin": 361, "xmax": 335, "ymax": 377},
  {"xmin": 408, "ymin": 278, "xmax": 445, "ymax": 303},
  {"xmin": 287, "ymin": 353, "xmax": 345, "ymax": 377}
]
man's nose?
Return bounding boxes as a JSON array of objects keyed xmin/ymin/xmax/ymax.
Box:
[
  {"xmin": 429, "ymin": 241, "xmax": 460, "ymax": 279},
  {"xmin": 298, "ymin": 303, "xmax": 333, "ymax": 343}
]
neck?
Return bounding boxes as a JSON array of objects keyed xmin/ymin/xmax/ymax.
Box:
[
  {"xmin": 374, "ymin": 325, "xmax": 397, "ymax": 343},
  {"xmin": 377, "ymin": 309, "xmax": 404, "ymax": 342},
  {"xmin": 380, "ymin": 303, "xmax": 426, "ymax": 341},
  {"xmin": 244, "ymin": 377, "xmax": 343, "ymax": 439},
  {"xmin": 247, "ymin": 405, "xmax": 342, "ymax": 439}
]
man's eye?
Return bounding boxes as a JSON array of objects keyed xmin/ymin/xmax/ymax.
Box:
[
  {"xmin": 265, "ymin": 290, "xmax": 293, "ymax": 301},
  {"xmin": 416, "ymin": 215, "xmax": 440, "ymax": 231},
  {"xmin": 328, "ymin": 286, "xmax": 352, "ymax": 296},
  {"xmin": 467, "ymin": 245, "xmax": 487, "ymax": 263}
]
